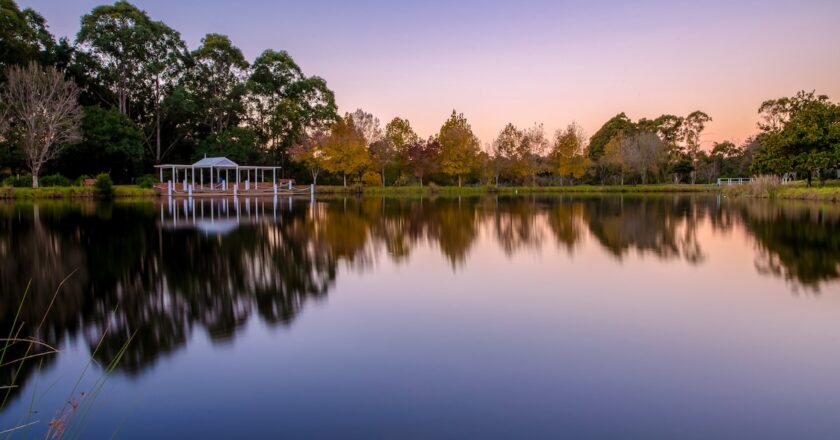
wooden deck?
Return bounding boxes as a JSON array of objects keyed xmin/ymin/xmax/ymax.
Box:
[{"xmin": 154, "ymin": 181, "xmax": 311, "ymax": 197}]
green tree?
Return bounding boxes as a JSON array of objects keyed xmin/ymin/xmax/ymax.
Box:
[
  {"xmin": 438, "ymin": 110, "xmax": 480, "ymax": 186},
  {"xmin": 183, "ymin": 33, "xmax": 249, "ymax": 136},
  {"xmin": 195, "ymin": 126, "xmax": 262, "ymax": 166},
  {"xmin": 0, "ymin": 0, "xmax": 55, "ymax": 76},
  {"xmin": 77, "ymin": 1, "xmax": 157, "ymax": 116},
  {"xmin": 247, "ymin": 49, "xmax": 337, "ymax": 174},
  {"xmin": 752, "ymin": 91, "xmax": 840, "ymax": 185},
  {"xmin": 57, "ymin": 106, "xmax": 144, "ymax": 182},
  {"xmin": 587, "ymin": 112, "xmax": 634, "ymax": 162}
]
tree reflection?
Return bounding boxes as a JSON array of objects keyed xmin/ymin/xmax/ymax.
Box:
[
  {"xmin": 2, "ymin": 194, "xmax": 839, "ymax": 405},
  {"xmin": 737, "ymin": 201, "xmax": 840, "ymax": 293},
  {"xmin": 582, "ymin": 196, "xmax": 706, "ymax": 264}
]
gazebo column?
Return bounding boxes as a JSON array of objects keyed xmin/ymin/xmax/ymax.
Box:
[
  {"xmin": 210, "ymin": 167, "xmax": 214, "ymax": 191},
  {"xmin": 159, "ymin": 167, "xmax": 163, "ymax": 183},
  {"xmin": 200, "ymin": 168, "xmax": 204, "ymax": 189}
]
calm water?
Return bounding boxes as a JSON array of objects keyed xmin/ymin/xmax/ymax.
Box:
[{"xmin": 1, "ymin": 195, "xmax": 839, "ymax": 438}]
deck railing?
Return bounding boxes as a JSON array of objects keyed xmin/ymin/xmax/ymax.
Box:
[{"xmin": 716, "ymin": 177, "xmax": 751, "ymax": 186}]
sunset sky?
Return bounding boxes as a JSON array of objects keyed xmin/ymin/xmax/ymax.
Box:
[{"xmin": 20, "ymin": 0, "xmax": 840, "ymax": 149}]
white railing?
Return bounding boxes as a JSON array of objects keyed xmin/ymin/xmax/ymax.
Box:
[{"xmin": 717, "ymin": 177, "xmax": 752, "ymax": 186}]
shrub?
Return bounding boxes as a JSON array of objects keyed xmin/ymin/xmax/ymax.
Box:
[
  {"xmin": 95, "ymin": 173, "xmax": 114, "ymax": 195},
  {"xmin": 427, "ymin": 182, "xmax": 439, "ymax": 194},
  {"xmin": 136, "ymin": 175, "xmax": 157, "ymax": 189},
  {"xmin": 2, "ymin": 174, "xmax": 33, "ymax": 187},
  {"xmin": 73, "ymin": 175, "xmax": 92, "ymax": 186},
  {"xmin": 361, "ymin": 171, "xmax": 382, "ymax": 187},
  {"xmin": 394, "ymin": 174, "xmax": 412, "ymax": 187},
  {"xmin": 39, "ymin": 173, "xmax": 71, "ymax": 187},
  {"xmin": 350, "ymin": 183, "xmax": 364, "ymax": 194}
]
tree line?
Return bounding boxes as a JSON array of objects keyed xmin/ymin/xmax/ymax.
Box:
[{"xmin": 1, "ymin": 0, "xmax": 838, "ymax": 188}]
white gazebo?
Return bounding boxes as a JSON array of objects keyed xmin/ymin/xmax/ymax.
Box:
[{"xmin": 154, "ymin": 156, "xmax": 285, "ymax": 195}]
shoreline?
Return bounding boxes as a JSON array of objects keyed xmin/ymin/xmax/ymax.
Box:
[{"xmin": 2, "ymin": 183, "xmax": 838, "ymax": 202}]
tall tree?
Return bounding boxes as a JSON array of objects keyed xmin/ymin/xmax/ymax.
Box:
[
  {"xmin": 184, "ymin": 33, "xmax": 249, "ymax": 136},
  {"xmin": 247, "ymin": 49, "xmax": 337, "ymax": 175},
  {"xmin": 0, "ymin": 0, "xmax": 55, "ymax": 75},
  {"xmin": 681, "ymin": 110, "xmax": 712, "ymax": 184},
  {"xmin": 1, "ymin": 62, "xmax": 82, "ymax": 187},
  {"xmin": 437, "ymin": 110, "xmax": 480, "ymax": 187},
  {"xmin": 76, "ymin": 1, "xmax": 156, "ymax": 116},
  {"xmin": 140, "ymin": 21, "xmax": 187, "ymax": 163}
]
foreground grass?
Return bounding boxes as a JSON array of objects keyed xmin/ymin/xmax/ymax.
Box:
[
  {"xmin": 1, "ymin": 185, "xmax": 156, "ymax": 199},
  {"xmin": 314, "ymin": 183, "xmax": 719, "ymax": 196}
]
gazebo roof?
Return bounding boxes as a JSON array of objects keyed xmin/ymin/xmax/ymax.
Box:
[{"xmin": 192, "ymin": 157, "xmax": 239, "ymax": 168}]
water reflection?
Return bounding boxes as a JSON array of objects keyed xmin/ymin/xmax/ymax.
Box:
[{"xmin": 1, "ymin": 195, "xmax": 838, "ymax": 406}]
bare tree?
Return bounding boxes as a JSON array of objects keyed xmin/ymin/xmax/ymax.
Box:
[
  {"xmin": 622, "ymin": 131, "xmax": 667, "ymax": 184},
  {"xmin": 1, "ymin": 62, "xmax": 82, "ymax": 188}
]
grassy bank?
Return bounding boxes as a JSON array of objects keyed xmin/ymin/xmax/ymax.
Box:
[
  {"xmin": 1, "ymin": 185, "xmax": 156, "ymax": 199},
  {"xmin": 774, "ymin": 186, "xmax": 840, "ymax": 202},
  {"xmin": 723, "ymin": 179, "xmax": 840, "ymax": 202},
  {"xmin": 314, "ymin": 183, "xmax": 719, "ymax": 196}
]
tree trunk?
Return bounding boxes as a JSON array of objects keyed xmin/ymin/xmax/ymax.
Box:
[
  {"xmin": 382, "ymin": 165, "xmax": 386, "ymax": 187},
  {"xmin": 31, "ymin": 172, "xmax": 39, "ymax": 189},
  {"xmin": 458, "ymin": 175, "xmax": 462, "ymax": 187},
  {"xmin": 343, "ymin": 173, "xmax": 347, "ymax": 187}
]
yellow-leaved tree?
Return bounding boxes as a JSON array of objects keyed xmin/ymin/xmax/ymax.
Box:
[{"xmin": 549, "ymin": 122, "xmax": 589, "ymax": 185}]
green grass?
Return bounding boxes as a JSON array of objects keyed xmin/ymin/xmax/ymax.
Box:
[
  {"xmin": 775, "ymin": 186, "xmax": 840, "ymax": 202},
  {"xmin": 312, "ymin": 183, "xmax": 719, "ymax": 196},
  {"xmin": 1, "ymin": 185, "xmax": 155, "ymax": 199}
]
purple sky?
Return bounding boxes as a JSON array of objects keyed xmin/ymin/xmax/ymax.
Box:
[{"xmin": 20, "ymin": 0, "xmax": 840, "ymax": 148}]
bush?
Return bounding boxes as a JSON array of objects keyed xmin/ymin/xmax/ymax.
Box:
[
  {"xmin": 95, "ymin": 173, "xmax": 113, "ymax": 195},
  {"xmin": 2, "ymin": 174, "xmax": 33, "ymax": 187},
  {"xmin": 361, "ymin": 171, "xmax": 382, "ymax": 187},
  {"xmin": 73, "ymin": 174, "xmax": 92, "ymax": 186},
  {"xmin": 39, "ymin": 173, "xmax": 71, "ymax": 187},
  {"xmin": 427, "ymin": 182, "xmax": 439, "ymax": 194},
  {"xmin": 136, "ymin": 174, "xmax": 157, "ymax": 189}
]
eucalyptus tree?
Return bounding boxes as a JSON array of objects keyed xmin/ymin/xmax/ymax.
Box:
[
  {"xmin": 182, "ymin": 33, "xmax": 249, "ymax": 137},
  {"xmin": 0, "ymin": 0, "xmax": 55, "ymax": 75},
  {"xmin": 680, "ymin": 111, "xmax": 712, "ymax": 184},
  {"xmin": 76, "ymin": 1, "xmax": 156, "ymax": 116},
  {"xmin": 247, "ymin": 49, "xmax": 337, "ymax": 173},
  {"xmin": 77, "ymin": 1, "xmax": 189, "ymax": 163}
]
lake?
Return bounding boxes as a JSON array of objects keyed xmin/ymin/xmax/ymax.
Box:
[{"xmin": 1, "ymin": 194, "xmax": 839, "ymax": 438}]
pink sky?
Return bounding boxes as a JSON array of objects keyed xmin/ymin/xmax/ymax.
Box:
[{"xmin": 22, "ymin": 0, "xmax": 840, "ymax": 149}]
